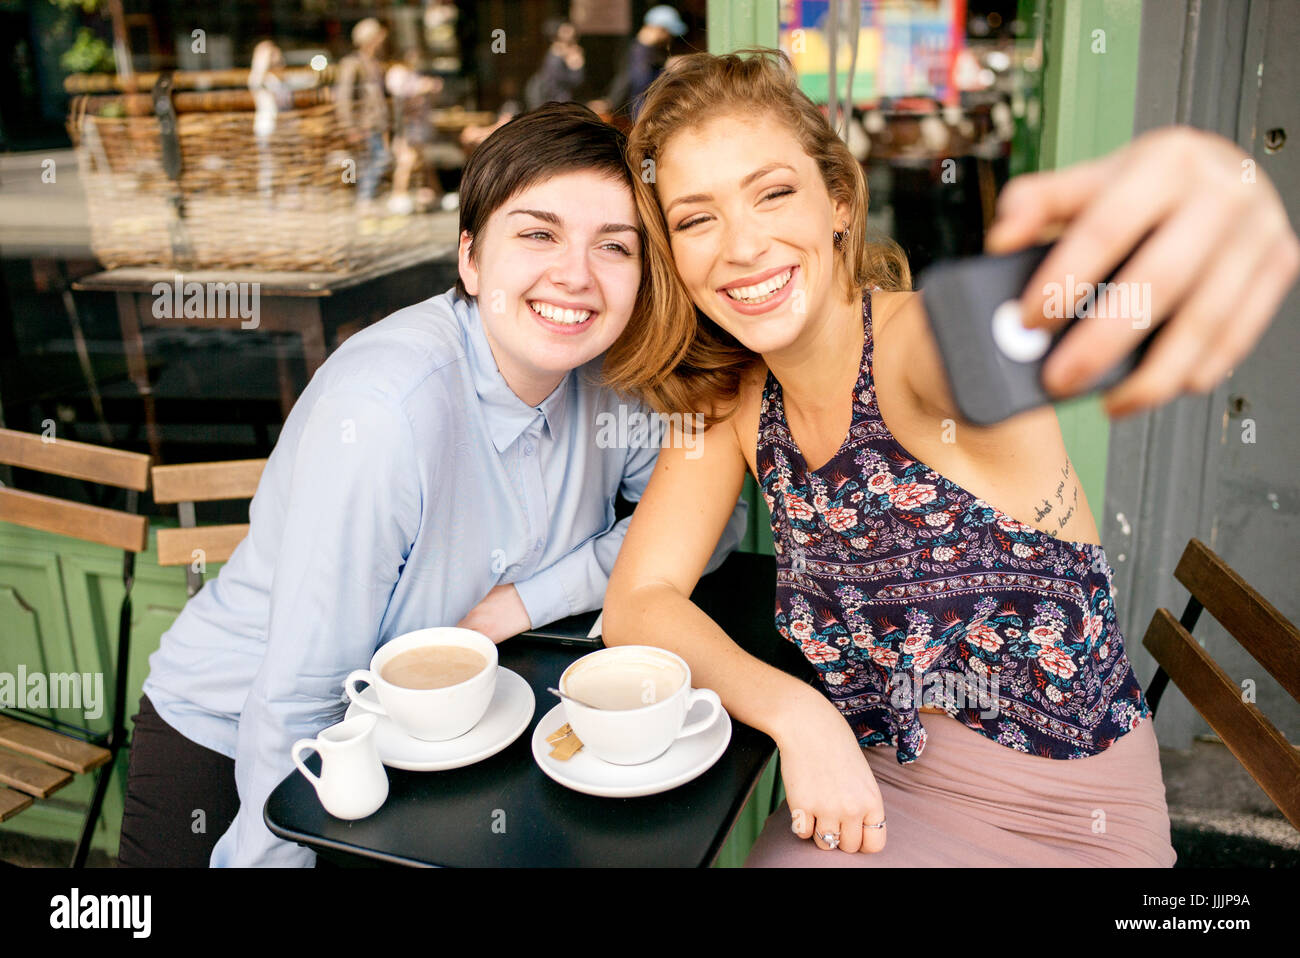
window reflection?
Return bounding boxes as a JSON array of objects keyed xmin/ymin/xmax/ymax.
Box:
[{"xmin": 778, "ymin": 0, "xmax": 1045, "ymax": 275}]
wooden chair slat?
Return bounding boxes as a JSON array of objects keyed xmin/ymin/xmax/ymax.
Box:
[
  {"xmin": 0, "ymin": 748, "xmax": 73, "ymax": 798},
  {"xmin": 0, "ymin": 716, "xmax": 112, "ymax": 775},
  {"xmin": 156, "ymin": 524, "xmax": 250, "ymax": 567},
  {"xmin": 0, "ymin": 786, "xmax": 33, "ymax": 823},
  {"xmin": 0, "ymin": 427, "xmax": 150, "ymax": 491},
  {"xmin": 1174, "ymin": 539, "xmax": 1300, "ymax": 704},
  {"xmin": 1143, "ymin": 608, "xmax": 1300, "ymax": 830},
  {"xmin": 151, "ymin": 459, "xmax": 267, "ymax": 504},
  {"xmin": 0, "ymin": 487, "xmax": 148, "ymax": 552}
]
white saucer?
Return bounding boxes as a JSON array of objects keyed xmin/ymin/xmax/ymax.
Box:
[
  {"xmin": 344, "ymin": 667, "xmax": 534, "ymax": 771},
  {"xmin": 530, "ymin": 701, "xmax": 732, "ymax": 798}
]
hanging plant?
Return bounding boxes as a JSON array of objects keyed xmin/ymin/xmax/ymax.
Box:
[
  {"xmin": 48, "ymin": 0, "xmax": 116, "ymax": 74},
  {"xmin": 61, "ymin": 27, "xmax": 115, "ymax": 73}
]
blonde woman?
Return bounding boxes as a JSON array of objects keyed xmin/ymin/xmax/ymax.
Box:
[{"xmin": 602, "ymin": 50, "xmax": 1298, "ymax": 865}]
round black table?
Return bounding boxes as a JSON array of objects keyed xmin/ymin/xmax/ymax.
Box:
[{"xmin": 264, "ymin": 552, "xmax": 814, "ymax": 867}]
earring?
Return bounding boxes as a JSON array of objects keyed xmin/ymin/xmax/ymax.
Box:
[{"xmin": 833, "ymin": 224, "xmax": 851, "ymax": 247}]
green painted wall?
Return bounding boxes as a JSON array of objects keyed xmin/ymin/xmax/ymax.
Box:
[
  {"xmin": 707, "ymin": 0, "xmax": 781, "ymax": 53},
  {"xmin": 0, "ymin": 520, "xmax": 221, "ymax": 859},
  {"xmin": 1037, "ymin": 0, "xmax": 1143, "ymax": 519}
]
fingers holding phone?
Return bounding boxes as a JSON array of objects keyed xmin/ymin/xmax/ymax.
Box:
[{"xmin": 983, "ymin": 125, "xmax": 1300, "ymax": 419}]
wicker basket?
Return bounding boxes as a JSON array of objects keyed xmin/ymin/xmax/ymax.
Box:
[{"xmin": 67, "ymin": 70, "xmax": 434, "ymax": 273}]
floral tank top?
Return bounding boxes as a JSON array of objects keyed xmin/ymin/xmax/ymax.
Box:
[{"xmin": 756, "ymin": 291, "xmax": 1151, "ymax": 764}]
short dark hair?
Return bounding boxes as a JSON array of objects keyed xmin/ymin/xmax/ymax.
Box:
[{"xmin": 456, "ymin": 101, "xmax": 635, "ymax": 300}]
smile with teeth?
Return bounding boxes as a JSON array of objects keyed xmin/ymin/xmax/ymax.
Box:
[
  {"xmin": 529, "ymin": 300, "xmax": 593, "ymax": 325},
  {"xmin": 723, "ymin": 268, "xmax": 794, "ymax": 304}
]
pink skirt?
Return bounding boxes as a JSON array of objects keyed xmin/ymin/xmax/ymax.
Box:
[{"xmin": 744, "ymin": 710, "xmax": 1178, "ymax": 867}]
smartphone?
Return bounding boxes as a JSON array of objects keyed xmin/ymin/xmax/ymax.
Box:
[
  {"xmin": 517, "ymin": 609, "xmax": 604, "ymax": 649},
  {"xmin": 917, "ymin": 242, "xmax": 1155, "ymax": 425}
]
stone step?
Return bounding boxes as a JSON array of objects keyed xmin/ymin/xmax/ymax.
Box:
[{"xmin": 1168, "ymin": 808, "xmax": 1300, "ymax": 867}]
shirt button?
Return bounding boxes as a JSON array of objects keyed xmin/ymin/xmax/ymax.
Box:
[
  {"xmin": 523, "ymin": 443, "xmax": 534, "ymax": 456},
  {"xmin": 534, "ymin": 538, "xmax": 543, "ymax": 549}
]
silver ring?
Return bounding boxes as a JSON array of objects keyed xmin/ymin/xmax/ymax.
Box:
[
  {"xmin": 864, "ymin": 816, "xmax": 887, "ymax": 829},
  {"xmin": 819, "ymin": 831, "xmax": 841, "ymax": 850}
]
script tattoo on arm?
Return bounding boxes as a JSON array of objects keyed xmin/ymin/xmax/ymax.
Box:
[{"xmin": 1033, "ymin": 460, "xmax": 1080, "ymax": 537}]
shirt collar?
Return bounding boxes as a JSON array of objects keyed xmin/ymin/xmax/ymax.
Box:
[{"xmin": 455, "ymin": 293, "xmax": 572, "ymax": 452}]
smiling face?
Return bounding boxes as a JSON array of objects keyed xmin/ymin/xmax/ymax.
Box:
[
  {"xmin": 655, "ymin": 112, "xmax": 851, "ymax": 356},
  {"xmin": 458, "ymin": 169, "xmax": 642, "ymax": 404}
]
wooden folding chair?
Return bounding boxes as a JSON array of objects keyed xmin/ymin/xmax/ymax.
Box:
[
  {"xmin": 0, "ymin": 426, "xmax": 150, "ymax": 867},
  {"xmin": 150, "ymin": 458, "xmax": 266, "ymax": 595},
  {"xmin": 1143, "ymin": 538, "xmax": 1300, "ymax": 831}
]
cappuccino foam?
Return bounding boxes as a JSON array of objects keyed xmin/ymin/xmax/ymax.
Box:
[
  {"xmin": 381, "ymin": 645, "xmax": 486, "ymax": 690},
  {"xmin": 565, "ymin": 655, "xmax": 685, "ymax": 710}
]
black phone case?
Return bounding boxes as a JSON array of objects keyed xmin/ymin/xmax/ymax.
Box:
[
  {"xmin": 517, "ymin": 609, "xmax": 603, "ymax": 649},
  {"xmin": 917, "ymin": 242, "xmax": 1153, "ymax": 425}
]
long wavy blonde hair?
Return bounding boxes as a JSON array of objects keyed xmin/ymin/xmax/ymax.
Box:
[{"xmin": 602, "ymin": 48, "xmax": 912, "ymax": 422}]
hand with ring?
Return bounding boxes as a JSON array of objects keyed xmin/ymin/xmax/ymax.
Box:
[
  {"xmin": 811, "ymin": 816, "xmax": 886, "ymax": 852},
  {"xmin": 817, "ymin": 829, "xmax": 841, "ymax": 850},
  {"xmin": 775, "ymin": 688, "xmax": 888, "ymax": 854}
]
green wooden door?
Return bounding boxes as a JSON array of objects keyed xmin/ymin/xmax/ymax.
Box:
[{"xmin": 0, "ymin": 521, "xmax": 219, "ymax": 858}]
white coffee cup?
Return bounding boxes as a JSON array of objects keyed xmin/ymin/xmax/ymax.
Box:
[
  {"xmin": 345, "ymin": 627, "xmax": 497, "ymax": 741},
  {"xmin": 559, "ymin": 645, "xmax": 723, "ymax": 765},
  {"xmin": 291, "ymin": 714, "xmax": 388, "ymax": 820}
]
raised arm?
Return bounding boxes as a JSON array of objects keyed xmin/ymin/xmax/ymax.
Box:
[{"xmin": 988, "ymin": 125, "xmax": 1298, "ymax": 419}]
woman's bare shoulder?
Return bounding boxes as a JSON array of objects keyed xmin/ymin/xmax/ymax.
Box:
[
  {"xmin": 870, "ymin": 288, "xmax": 923, "ymax": 339},
  {"xmin": 870, "ymin": 286, "xmax": 970, "ymax": 424}
]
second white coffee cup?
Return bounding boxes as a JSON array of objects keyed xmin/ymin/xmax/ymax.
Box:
[
  {"xmin": 345, "ymin": 627, "xmax": 497, "ymax": 741},
  {"xmin": 559, "ymin": 645, "xmax": 723, "ymax": 765}
]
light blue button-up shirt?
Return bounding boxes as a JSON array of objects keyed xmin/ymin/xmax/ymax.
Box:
[{"xmin": 141, "ymin": 288, "xmax": 747, "ymax": 867}]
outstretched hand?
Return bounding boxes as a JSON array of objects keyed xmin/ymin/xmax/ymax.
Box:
[{"xmin": 985, "ymin": 125, "xmax": 1299, "ymax": 419}]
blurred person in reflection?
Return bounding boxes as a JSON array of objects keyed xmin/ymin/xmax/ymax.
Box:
[
  {"xmin": 386, "ymin": 50, "xmax": 443, "ymax": 214},
  {"xmin": 593, "ymin": 4, "xmax": 687, "ymax": 123},
  {"xmin": 525, "ymin": 18, "xmax": 586, "ymax": 111},
  {"xmin": 601, "ymin": 50, "xmax": 1298, "ymax": 867},
  {"xmin": 337, "ymin": 17, "xmax": 391, "ymax": 206},
  {"xmin": 117, "ymin": 103, "xmax": 748, "ymax": 867},
  {"xmin": 249, "ymin": 39, "xmax": 292, "ymax": 201}
]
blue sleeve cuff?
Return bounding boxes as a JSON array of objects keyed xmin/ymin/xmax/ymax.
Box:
[{"xmin": 513, "ymin": 561, "xmax": 576, "ymax": 628}]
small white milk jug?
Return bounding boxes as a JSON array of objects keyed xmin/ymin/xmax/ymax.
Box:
[{"xmin": 291, "ymin": 713, "xmax": 389, "ymax": 820}]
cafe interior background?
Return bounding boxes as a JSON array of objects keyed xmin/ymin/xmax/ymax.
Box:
[{"xmin": 1, "ymin": 0, "xmax": 1296, "ymax": 867}]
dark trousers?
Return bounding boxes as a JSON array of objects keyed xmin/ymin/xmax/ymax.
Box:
[
  {"xmin": 119, "ymin": 694, "xmax": 339, "ymax": 867},
  {"xmin": 118, "ymin": 693, "xmax": 241, "ymax": 867}
]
